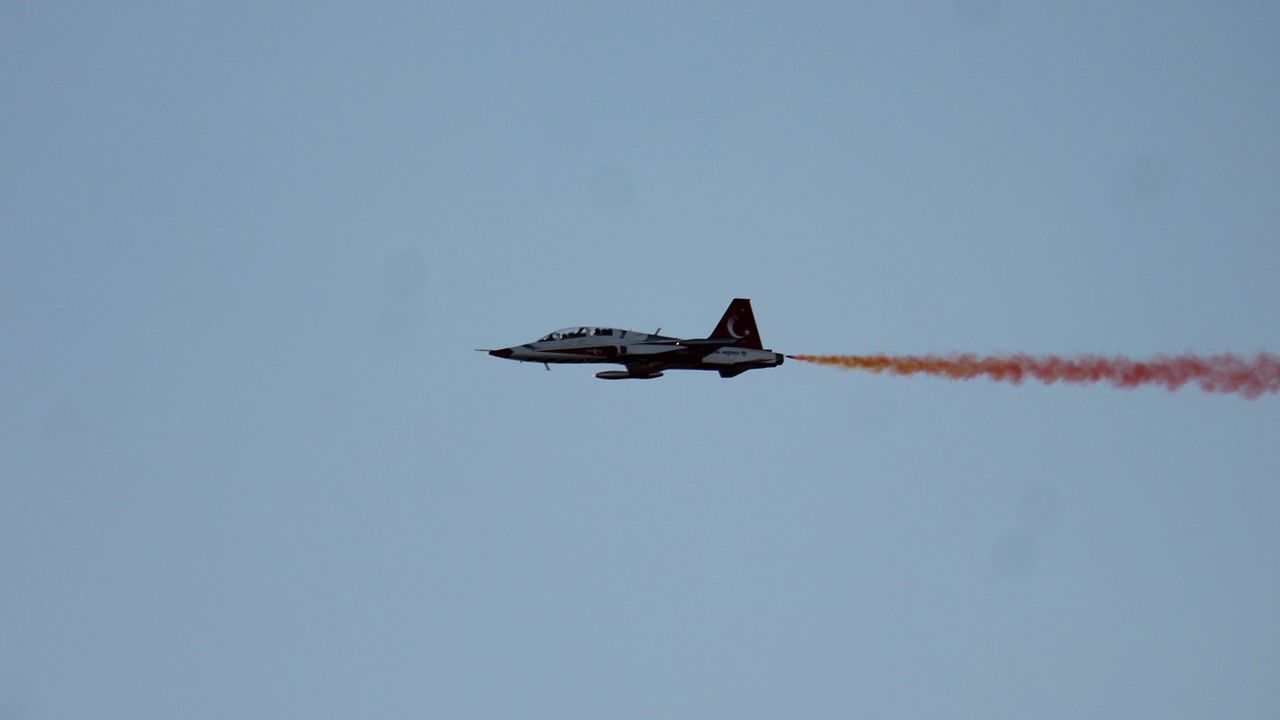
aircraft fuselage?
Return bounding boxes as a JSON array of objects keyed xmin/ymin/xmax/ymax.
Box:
[{"xmin": 485, "ymin": 299, "xmax": 785, "ymax": 379}]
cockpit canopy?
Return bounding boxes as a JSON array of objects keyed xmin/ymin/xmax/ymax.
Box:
[{"xmin": 537, "ymin": 327, "xmax": 615, "ymax": 342}]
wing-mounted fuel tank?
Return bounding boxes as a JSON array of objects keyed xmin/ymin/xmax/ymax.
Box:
[{"xmin": 595, "ymin": 370, "xmax": 663, "ymax": 380}]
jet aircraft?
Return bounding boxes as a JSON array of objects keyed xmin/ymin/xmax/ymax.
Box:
[{"xmin": 485, "ymin": 298, "xmax": 785, "ymax": 379}]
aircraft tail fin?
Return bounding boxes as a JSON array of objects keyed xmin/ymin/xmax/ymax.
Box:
[{"xmin": 708, "ymin": 298, "xmax": 763, "ymax": 349}]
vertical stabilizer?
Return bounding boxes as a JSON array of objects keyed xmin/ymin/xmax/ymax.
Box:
[{"xmin": 709, "ymin": 298, "xmax": 763, "ymax": 349}]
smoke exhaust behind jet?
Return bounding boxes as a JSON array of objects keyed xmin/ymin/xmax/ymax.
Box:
[{"xmin": 789, "ymin": 352, "xmax": 1280, "ymax": 399}]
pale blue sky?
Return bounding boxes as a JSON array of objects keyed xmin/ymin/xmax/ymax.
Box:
[{"xmin": 3, "ymin": 2, "xmax": 1279, "ymax": 718}]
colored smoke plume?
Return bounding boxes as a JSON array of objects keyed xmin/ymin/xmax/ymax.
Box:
[{"xmin": 790, "ymin": 353, "xmax": 1280, "ymax": 399}]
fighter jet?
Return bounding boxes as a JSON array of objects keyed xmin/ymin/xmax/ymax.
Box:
[{"xmin": 484, "ymin": 298, "xmax": 785, "ymax": 380}]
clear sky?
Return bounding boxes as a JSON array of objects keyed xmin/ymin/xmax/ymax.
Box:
[{"xmin": 4, "ymin": 2, "xmax": 1279, "ymax": 718}]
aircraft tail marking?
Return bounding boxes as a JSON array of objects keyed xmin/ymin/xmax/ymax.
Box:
[{"xmin": 709, "ymin": 298, "xmax": 763, "ymax": 350}]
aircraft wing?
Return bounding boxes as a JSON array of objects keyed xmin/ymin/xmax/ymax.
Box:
[
  {"xmin": 616, "ymin": 361, "xmax": 668, "ymax": 378},
  {"xmin": 620, "ymin": 345, "xmax": 722, "ymax": 370},
  {"xmin": 674, "ymin": 337, "xmax": 740, "ymax": 349}
]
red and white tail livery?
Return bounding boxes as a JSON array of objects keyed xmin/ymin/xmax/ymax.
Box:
[{"xmin": 708, "ymin": 298, "xmax": 764, "ymax": 350}]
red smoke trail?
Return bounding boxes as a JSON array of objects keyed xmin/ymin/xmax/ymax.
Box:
[{"xmin": 789, "ymin": 353, "xmax": 1280, "ymax": 399}]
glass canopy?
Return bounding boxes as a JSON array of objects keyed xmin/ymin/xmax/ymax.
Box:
[{"xmin": 537, "ymin": 327, "xmax": 615, "ymax": 342}]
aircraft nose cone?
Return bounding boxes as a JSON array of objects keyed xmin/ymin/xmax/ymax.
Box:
[{"xmin": 489, "ymin": 348, "xmax": 514, "ymax": 358}]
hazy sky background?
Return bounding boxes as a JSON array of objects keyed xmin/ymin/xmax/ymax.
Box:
[{"xmin": 4, "ymin": 2, "xmax": 1279, "ymax": 718}]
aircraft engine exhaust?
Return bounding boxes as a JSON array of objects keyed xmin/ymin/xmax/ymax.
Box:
[{"xmin": 788, "ymin": 352, "xmax": 1280, "ymax": 399}]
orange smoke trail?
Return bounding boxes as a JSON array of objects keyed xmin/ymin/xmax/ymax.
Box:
[{"xmin": 789, "ymin": 352, "xmax": 1280, "ymax": 399}]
